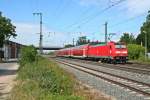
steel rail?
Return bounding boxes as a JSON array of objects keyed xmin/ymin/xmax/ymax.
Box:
[
  {"xmin": 56, "ymin": 58, "xmax": 150, "ymax": 87},
  {"xmin": 59, "ymin": 57, "xmax": 150, "ymax": 75},
  {"xmin": 55, "ymin": 59, "xmax": 150, "ymax": 97}
]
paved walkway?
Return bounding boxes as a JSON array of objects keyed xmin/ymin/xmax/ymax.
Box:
[{"xmin": 0, "ymin": 63, "xmax": 19, "ymax": 100}]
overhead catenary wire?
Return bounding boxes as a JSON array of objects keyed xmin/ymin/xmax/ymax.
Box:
[
  {"xmin": 85, "ymin": 13, "xmax": 147, "ymax": 41},
  {"xmin": 54, "ymin": 0, "xmax": 73, "ymax": 24},
  {"xmin": 75, "ymin": 0, "xmax": 127, "ymax": 28},
  {"xmin": 58, "ymin": 0, "xmax": 71, "ymax": 18},
  {"xmin": 53, "ymin": 0, "xmax": 63, "ymax": 17},
  {"xmin": 64, "ymin": 7, "xmax": 95, "ymax": 29},
  {"xmin": 66, "ymin": 0, "xmax": 127, "ymax": 31},
  {"xmin": 69, "ymin": 13, "xmax": 145, "ymax": 45},
  {"xmin": 63, "ymin": 0, "xmax": 148, "ymax": 44},
  {"xmin": 109, "ymin": 13, "xmax": 147, "ymax": 29}
]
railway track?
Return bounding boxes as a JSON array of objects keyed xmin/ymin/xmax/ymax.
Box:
[
  {"xmin": 59, "ymin": 57, "xmax": 150, "ymax": 75},
  {"xmin": 55, "ymin": 58, "xmax": 150, "ymax": 98}
]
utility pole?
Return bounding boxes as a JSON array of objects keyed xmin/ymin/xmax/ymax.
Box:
[
  {"xmin": 143, "ymin": 31, "xmax": 147, "ymax": 60},
  {"xmin": 105, "ymin": 22, "xmax": 108, "ymax": 43},
  {"xmin": 33, "ymin": 12, "xmax": 43, "ymax": 54},
  {"xmin": 73, "ymin": 38, "xmax": 75, "ymax": 46}
]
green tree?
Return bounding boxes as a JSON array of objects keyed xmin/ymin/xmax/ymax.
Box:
[
  {"xmin": 127, "ymin": 44, "xmax": 145, "ymax": 60},
  {"xmin": 0, "ymin": 12, "xmax": 16, "ymax": 60},
  {"xmin": 0, "ymin": 12, "xmax": 16, "ymax": 46},
  {"xmin": 76, "ymin": 36, "xmax": 90, "ymax": 45},
  {"xmin": 20, "ymin": 45, "xmax": 37, "ymax": 66},
  {"xmin": 136, "ymin": 11, "xmax": 150, "ymax": 52},
  {"xmin": 120, "ymin": 33, "xmax": 136, "ymax": 44},
  {"xmin": 64, "ymin": 44, "xmax": 74, "ymax": 48}
]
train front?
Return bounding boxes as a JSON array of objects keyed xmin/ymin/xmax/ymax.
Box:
[{"xmin": 112, "ymin": 42, "xmax": 128, "ymax": 63}]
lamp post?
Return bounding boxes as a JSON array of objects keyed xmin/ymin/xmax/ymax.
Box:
[{"xmin": 33, "ymin": 12, "xmax": 43, "ymax": 54}]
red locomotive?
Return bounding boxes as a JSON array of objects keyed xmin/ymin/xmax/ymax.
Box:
[{"xmin": 56, "ymin": 41, "xmax": 128, "ymax": 63}]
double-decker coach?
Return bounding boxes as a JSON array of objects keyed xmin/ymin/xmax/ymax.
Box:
[{"xmin": 56, "ymin": 41, "xmax": 128, "ymax": 63}]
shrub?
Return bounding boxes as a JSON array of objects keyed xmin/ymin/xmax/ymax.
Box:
[
  {"xmin": 19, "ymin": 45, "xmax": 37, "ymax": 66},
  {"xmin": 127, "ymin": 44, "xmax": 145, "ymax": 60},
  {"xmin": 11, "ymin": 57, "xmax": 83, "ymax": 100}
]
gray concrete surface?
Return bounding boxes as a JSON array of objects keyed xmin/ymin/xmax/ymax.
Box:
[{"xmin": 0, "ymin": 62, "xmax": 19, "ymax": 100}]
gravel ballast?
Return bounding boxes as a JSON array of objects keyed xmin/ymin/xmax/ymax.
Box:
[
  {"xmin": 57, "ymin": 61, "xmax": 150, "ymax": 100},
  {"xmin": 61, "ymin": 59, "xmax": 150, "ymax": 85}
]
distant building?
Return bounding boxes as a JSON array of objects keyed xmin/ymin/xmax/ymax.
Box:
[{"xmin": 1, "ymin": 41, "xmax": 26, "ymax": 60}]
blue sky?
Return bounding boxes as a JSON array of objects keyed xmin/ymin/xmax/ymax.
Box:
[{"xmin": 0, "ymin": 0, "xmax": 150, "ymax": 47}]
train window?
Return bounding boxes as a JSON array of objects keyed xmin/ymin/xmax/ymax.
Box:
[
  {"xmin": 115, "ymin": 45, "xmax": 126, "ymax": 49},
  {"xmin": 121, "ymin": 45, "xmax": 126, "ymax": 48}
]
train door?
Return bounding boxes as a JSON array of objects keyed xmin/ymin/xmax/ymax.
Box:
[
  {"xmin": 109, "ymin": 43, "xmax": 115, "ymax": 60},
  {"xmin": 83, "ymin": 45, "xmax": 89, "ymax": 58},
  {"xmin": 109, "ymin": 45, "xmax": 112, "ymax": 56},
  {"xmin": 86, "ymin": 45, "xmax": 90, "ymax": 58}
]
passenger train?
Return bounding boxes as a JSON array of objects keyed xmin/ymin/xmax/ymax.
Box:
[{"xmin": 56, "ymin": 41, "xmax": 128, "ymax": 63}]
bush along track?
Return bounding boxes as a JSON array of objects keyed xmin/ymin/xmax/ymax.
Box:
[
  {"xmin": 11, "ymin": 56, "xmax": 85, "ymax": 100},
  {"xmin": 10, "ymin": 46, "xmax": 110, "ymax": 100},
  {"xmin": 10, "ymin": 46, "xmax": 83, "ymax": 100}
]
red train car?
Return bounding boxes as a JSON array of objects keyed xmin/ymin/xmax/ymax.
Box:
[
  {"xmin": 87, "ymin": 42, "xmax": 128, "ymax": 63},
  {"xmin": 71, "ymin": 44, "xmax": 89, "ymax": 58},
  {"xmin": 56, "ymin": 41, "xmax": 128, "ymax": 63}
]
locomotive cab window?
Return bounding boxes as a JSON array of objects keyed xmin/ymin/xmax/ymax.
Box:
[
  {"xmin": 115, "ymin": 45, "xmax": 126, "ymax": 49},
  {"xmin": 115, "ymin": 43, "xmax": 126, "ymax": 49}
]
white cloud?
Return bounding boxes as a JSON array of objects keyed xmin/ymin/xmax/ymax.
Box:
[
  {"xmin": 78, "ymin": 0, "xmax": 150, "ymax": 17},
  {"xmin": 124, "ymin": 0, "xmax": 150, "ymax": 17},
  {"xmin": 78, "ymin": 0, "xmax": 121, "ymax": 7},
  {"xmin": 14, "ymin": 22, "xmax": 50, "ymax": 34},
  {"xmin": 10, "ymin": 22, "xmax": 51, "ymax": 46},
  {"xmin": 11, "ymin": 22, "xmax": 74, "ymax": 47}
]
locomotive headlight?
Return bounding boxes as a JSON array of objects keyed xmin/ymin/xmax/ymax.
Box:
[
  {"xmin": 116, "ymin": 51, "xmax": 127, "ymax": 54},
  {"xmin": 122, "ymin": 51, "xmax": 127, "ymax": 54},
  {"xmin": 116, "ymin": 51, "xmax": 121, "ymax": 53}
]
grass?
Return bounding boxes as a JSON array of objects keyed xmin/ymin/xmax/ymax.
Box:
[
  {"xmin": 129, "ymin": 55, "xmax": 150, "ymax": 64},
  {"xmin": 10, "ymin": 57, "xmax": 84, "ymax": 100},
  {"xmin": 130, "ymin": 59, "xmax": 150, "ymax": 64},
  {"xmin": 10, "ymin": 46, "xmax": 110, "ymax": 100}
]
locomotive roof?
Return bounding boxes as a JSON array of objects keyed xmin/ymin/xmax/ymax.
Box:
[
  {"xmin": 89, "ymin": 42, "xmax": 106, "ymax": 46},
  {"xmin": 60, "ymin": 41, "xmax": 123, "ymax": 50}
]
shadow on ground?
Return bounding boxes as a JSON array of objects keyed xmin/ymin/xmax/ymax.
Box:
[{"xmin": 0, "ymin": 69, "xmax": 17, "ymax": 76}]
